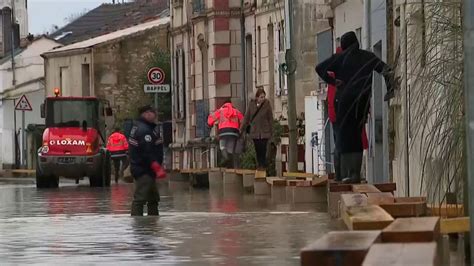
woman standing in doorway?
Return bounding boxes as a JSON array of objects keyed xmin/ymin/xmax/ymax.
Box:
[{"xmin": 241, "ymin": 88, "xmax": 273, "ymax": 170}]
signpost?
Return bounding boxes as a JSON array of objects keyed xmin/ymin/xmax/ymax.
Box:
[
  {"xmin": 15, "ymin": 95, "xmax": 32, "ymax": 168},
  {"xmin": 144, "ymin": 67, "xmax": 169, "ymax": 110}
]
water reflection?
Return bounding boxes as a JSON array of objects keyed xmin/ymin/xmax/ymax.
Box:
[{"xmin": 0, "ymin": 179, "xmax": 342, "ymax": 264}]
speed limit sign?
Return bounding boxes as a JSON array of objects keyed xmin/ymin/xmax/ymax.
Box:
[{"xmin": 147, "ymin": 67, "xmax": 165, "ymax": 85}]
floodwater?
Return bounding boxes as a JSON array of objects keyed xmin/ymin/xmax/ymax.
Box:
[{"xmin": 0, "ymin": 177, "xmax": 342, "ymax": 265}]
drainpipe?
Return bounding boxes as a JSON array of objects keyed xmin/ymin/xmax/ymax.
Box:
[
  {"xmin": 240, "ymin": 0, "xmax": 246, "ymax": 110},
  {"xmin": 400, "ymin": 1, "xmax": 410, "ymax": 197},
  {"xmin": 363, "ymin": 0, "xmax": 371, "ymax": 50},
  {"xmin": 10, "ymin": 0, "xmax": 16, "ymax": 87}
]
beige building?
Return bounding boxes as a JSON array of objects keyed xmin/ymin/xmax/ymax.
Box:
[
  {"xmin": 170, "ymin": 0, "xmax": 331, "ymax": 172},
  {"xmin": 391, "ymin": 0, "xmax": 463, "ymax": 202},
  {"xmin": 0, "ymin": 36, "xmax": 61, "ymax": 169},
  {"xmin": 328, "ymin": 0, "xmax": 462, "ymax": 203},
  {"xmin": 42, "ymin": 18, "xmax": 170, "ymax": 132}
]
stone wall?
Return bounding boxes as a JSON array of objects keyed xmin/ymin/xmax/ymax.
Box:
[{"xmin": 93, "ymin": 25, "xmax": 169, "ymax": 129}]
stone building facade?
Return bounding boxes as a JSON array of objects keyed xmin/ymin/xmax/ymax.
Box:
[
  {"xmin": 170, "ymin": 0, "xmax": 331, "ymax": 172},
  {"xmin": 43, "ymin": 18, "xmax": 170, "ymax": 134}
]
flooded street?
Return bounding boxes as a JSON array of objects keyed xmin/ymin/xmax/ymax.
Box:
[{"xmin": 0, "ymin": 177, "xmax": 341, "ymax": 265}]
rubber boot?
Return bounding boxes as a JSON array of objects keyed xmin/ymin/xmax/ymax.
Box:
[
  {"xmin": 131, "ymin": 202, "xmax": 144, "ymax": 216},
  {"xmin": 147, "ymin": 202, "xmax": 159, "ymax": 216}
]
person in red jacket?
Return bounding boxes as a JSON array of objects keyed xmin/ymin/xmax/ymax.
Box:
[
  {"xmin": 107, "ymin": 127, "xmax": 129, "ymax": 183},
  {"xmin": 208, "ymin": 99, "xmax": 244, "ymax": 168}
]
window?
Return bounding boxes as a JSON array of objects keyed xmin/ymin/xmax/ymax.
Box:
[
  {"xmin": 59, "ymin": 66, "xmax": 69, "ymax": 94},
  {"xmin": 81, "ymin": 64, "xmax": 90, "ymax": 96},
  {"xmin": 175, "ymin": 48, "xmax": 186, "ymax": 120},
  {"xmin": 192, "ymin": 0, "xmax": 205, "ymax": 14},
  {"xmin": 278, "ymin": 67, "xmax": 287, "ymax": 96},
  {"xmin": 278, "ymin": 21, "xmax": 285, "ymax": 51},
  {"xmin": 46, "ymin": 99, "xmax": 98, "ymax": 129},
  {"xmin": 355, "ymin": 28, "xmax": 362, "ymax": 44}
]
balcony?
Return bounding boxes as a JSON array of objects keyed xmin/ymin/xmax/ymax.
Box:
[{"xmin": 193, "ymin": 0, "xmax": 206, "ymax": 15}]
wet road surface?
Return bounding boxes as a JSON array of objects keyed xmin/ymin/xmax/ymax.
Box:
[{"xmin": 0, "ymin": 177, "xmax": 342, "ymax": 265}]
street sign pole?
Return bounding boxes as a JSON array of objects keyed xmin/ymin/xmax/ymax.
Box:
[
  {"xmin": 22, "ymin": 110, "xmax": 25, "ymax": 168},
  {"xmin": 14, "ymin": 95, "xmax": 33, "ymax": 169}
]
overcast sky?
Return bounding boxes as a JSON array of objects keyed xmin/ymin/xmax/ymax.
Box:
[{"xmin": 28, "ymin": 0, "xmax": 131, "ymax": 34}]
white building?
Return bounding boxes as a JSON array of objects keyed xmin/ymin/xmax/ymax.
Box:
[
  {"xmin": 0, "ymin": 0, "xmax": 28, "ymax": 38},
  {"xmin": 0, "ymin": 36, "xmax": 61, "ymax": 169}
]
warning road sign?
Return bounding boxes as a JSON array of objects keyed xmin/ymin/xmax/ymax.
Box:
[
  {"xmin": 147, "ymin": 67, "xmax": 165, "ymax": 85},
  {"xmin": 15, "ymin": 95, "xmax": 32, "ymax": 111}
]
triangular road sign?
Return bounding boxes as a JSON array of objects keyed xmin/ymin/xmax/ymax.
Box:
[{"xmin": 15, "ymin": 95, "xmax": 33, "ymax": 111}]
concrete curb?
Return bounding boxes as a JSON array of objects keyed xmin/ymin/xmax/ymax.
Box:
[{"xmin": 0, "ymin": 169, "xmax": 36, "ymax": 178}]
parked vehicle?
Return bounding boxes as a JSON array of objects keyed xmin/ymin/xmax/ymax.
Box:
[{"xmin": 36, "ymin": 89, "xmax": 113, "ymax": 188}]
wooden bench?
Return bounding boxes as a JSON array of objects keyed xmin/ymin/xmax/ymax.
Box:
[
  {"xmin": 221, "ymin": 169, "xmax": 243, "ymax": 194},
  {"xmin": 287, "ymin": 180, "xmax": 327, "ymax": 203},
  {"xmin": 380, "ymin": 197, "xmax": 427, "ymax": 218},
  {"xmin": 283, "ymin": 172, "xmax": 317, "ymax": 180},
  {"xmin": 352, "ymin": 184, "xmax": 381, "ymax": 194},
  {"xmin": 330, "ymin": 193, "xmax": 369, "ymax": 220},
  {"xmin": 342, "ymin": 205, "xmax": 394, "ymax": 230},
  {"xmin": 328, "ymin": 182, "xmax": 355, "ymax": 218},
  {"xmin": 382, "ymin": 217, "xmax": 440, "ymax": 243},
  {"xmin": 208, "ymin": 168, "xmax": 224, "ymax": 187},
  {"xmin": 223, "ymin": 169, "xmax": 241, "ymax": 184},
  {"xmin": 183, "ymin": 168, "xmax": 210, "ymax": 188},
  {"xmin": 341, "ymin": 193, "xmax": 368, "ymax": 210},
  {"xmin": 440, "ymin": 217, "xmax": 469, "ymax": 234},
  {"xmin": 254, "ymin": 176, "xmax": 270, "ymax": 195},
  {"xmin": 235, "ymin": 169, "xmax": 256, "ymax": 175},
  {"xmin": 362, "ymin": 243, "xmax": 438, "ymax": 266},
  {"xmin": 366, "ymin": 192, "xmax": 395, "ymax": 205},
  {"xmin": 255, "ymin": 170, "xmax": 267, "ymax": 178},
  {"xmin": 235, "ymin": 169, "xmax": 256, "ymax": 192},
  {"xmin": 301, "ymin": 231, "xmax": 381, "ymax": 266},
  {"xmin": 267, "ymin": 177, "xmax": 287, "ymax": 203},
  {"xmin": 373, "ymin": 183, "xmax": 397, "ymax": 193},
  {"xmin": 428, "ymin": 204, "xmax": 464, "ymax": 218}
]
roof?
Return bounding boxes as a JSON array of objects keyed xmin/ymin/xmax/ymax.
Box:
[
  {"xmin": 49, "ymin": 1, "xmax": 169, "ymax": 45},
  {"xmin": 43, "ymin": 17, "xmax": 169, "ymax": 57}
]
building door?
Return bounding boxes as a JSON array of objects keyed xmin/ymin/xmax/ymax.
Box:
[
  {"xmin": 368, "ymin": 41, "xmax": 389, "ymax": 183},
  {"xmin": 316, "ymin": 28, "xmax": 334, "ymax": 174}
]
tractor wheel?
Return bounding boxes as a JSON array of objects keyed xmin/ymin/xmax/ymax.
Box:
[
  {"xmin": 36, "ymin": 162, "xmax": 59, "ymax": 189},
  {"xmin": 89, "ymin": 151, "xmax": 111, "ymax": 187}
]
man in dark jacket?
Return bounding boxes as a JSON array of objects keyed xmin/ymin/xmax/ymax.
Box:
[
  {"xmin": 128, "ymin": 105, "xmax": 166, "ymax": 216},
  {"xmin": 316, "ymin": 31, "xmax": 394, "ymax": 184}
]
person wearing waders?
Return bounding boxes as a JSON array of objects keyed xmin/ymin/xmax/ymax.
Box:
[
  {"xmin": 326, "ymin": 47, "xmax": 369, "ymax": 181},
  {"xmin": 208, "ymin": 99, "xmax": 244, "ymax": 168},
  {"xmin": 128, "ymin": 105, "xmax": 166, "ymax": 216},
  {"xmin": 316, "ymin": 31, "xmax": 394, "ymax": 184},
  {"xmin": 106, "ymin": 127, "xmax": 129, "ymax": 184}
]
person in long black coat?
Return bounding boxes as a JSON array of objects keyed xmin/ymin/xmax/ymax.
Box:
[{"xmin": 315, "ymin": 31, "xmax": 394, "ymax": 183}]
